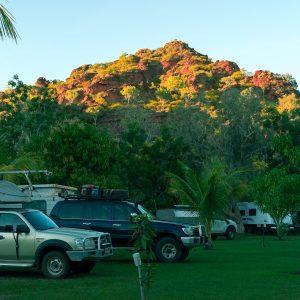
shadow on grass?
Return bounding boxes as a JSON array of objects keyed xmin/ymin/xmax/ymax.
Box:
[{"xmin": 0, "ymin": 268, "xmax": 41, "ymax": 279}]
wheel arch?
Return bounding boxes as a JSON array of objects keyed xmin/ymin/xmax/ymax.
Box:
[
  {"xmin": 154, "ymin": 232, "xmax": 183, "ymax": 246},
  {"xmin": 35, "ymin": 240, "xmax": 72, "ymax": 268}
]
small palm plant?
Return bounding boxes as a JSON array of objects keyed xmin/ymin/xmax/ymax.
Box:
[{"xmin": 167, "ymin": 160, "xmax": 242, "ymax": 249}]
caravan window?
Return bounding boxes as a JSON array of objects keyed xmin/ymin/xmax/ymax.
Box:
[
  {"xmin": 239, "ymin": 210, "xmax": 245, "ymax": 216},
  {"xmin": 249, "ymin": 209, "xmax": 256, "ymax": 216}
]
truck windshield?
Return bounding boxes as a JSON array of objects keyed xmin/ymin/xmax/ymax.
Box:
[{"xmin": 22, "ymin": 211, "xmax": 58, "ymax": 230}]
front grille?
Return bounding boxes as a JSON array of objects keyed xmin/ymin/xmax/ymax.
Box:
[
  {"xmin": 97, "ymin": 233, "xmax": 112, "ymax": 250},
  {"xmin": 189, "ymin": 225, "xmax": 206, "ymax": 237},
  {"xmin": 190, "ymin": 226, "xmax": 199, "ymax": 236}
]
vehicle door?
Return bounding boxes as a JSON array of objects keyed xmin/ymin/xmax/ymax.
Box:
[
  {"xmin": 0, "ymin": 213, "xmax": 35, "ymax": 262},
  {"xmin": 110, "ymin": 202, "xmax": 137, "ymax": 247},
  {"xmin": 83, "ymin": 201, "xmax": 114, "ymax": 236},
  {"xmin": 212, "ymin": 220, "xmax": 225, "ymax": 234},
  {"xmin": 54, "ymin": 201, "xmax": 85, "ymax": 229}
]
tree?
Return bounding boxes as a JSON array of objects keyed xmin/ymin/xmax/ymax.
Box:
[
  {"xmin": 0, "ymin": 3, "xmax": 19, "ymax": 42},
  {"xmin": 117, "ymin": 122, "xmax": 187, "ymax": 209},
  {"xmin": 120, "ymin": 85, "xmax": 141, "ymax": 104},
  {"xmin": 216, "ymin": 89, "xmax": 269, "ymax": 168},
  {"xmin": 167, "ymin": 160, "xmax": 241, "ymax": 249},
  {"xmin": 277, "ymin": 93, "xmax": 300, "ymax": 113},
  {"xmin": 252, "ymin": 107, "xmax": 300, "ymax": 239},
  {"xmin": 28, "ymin": 122, "xmax": 120, "ymax": 187},
  {"xmin": 253, "ymin": 168, "xmax": 300, "ymax": 239}
]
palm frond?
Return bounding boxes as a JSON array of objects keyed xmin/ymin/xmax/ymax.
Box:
[
  {"xmin": 0, "ymin": 4, "xmax": 19, "ymax": 42},
  {"xmin": 166, "ymin": 171, "xmax": 203, "ymax": 206},
  {"xmin": 0, "ymin": 152, "xmax": 43, "ymax": 182}
]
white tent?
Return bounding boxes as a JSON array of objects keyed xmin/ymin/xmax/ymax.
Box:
[{"xmin": 0, "ymin": 180, "xmax": 31, "ymax": 203}]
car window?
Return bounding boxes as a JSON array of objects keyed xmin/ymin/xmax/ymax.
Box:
[
  {"xmin": 0, "ymin": 213, "xmax": 26, "ymax": 232},
  {"xmin": 112, "ymin": 203, "xmax": 136, "ymax": 221},
  {"xmin": 23, "ymin": 211, "xmax": 58, "ymax": 230},
  {"xmin": 239, "ymin": 209, "xmax": 245, "ymax": 216},
  {"xmin": 85, "ymin": 201, "xmax": 112, "ymax": 220},
  {"xmin": 249, "ymin": 209, "xmax": 256, "ymax": 216},
  {"xmin": 58, "ymin": 201, "xmax": 84, "ymax": 219}
]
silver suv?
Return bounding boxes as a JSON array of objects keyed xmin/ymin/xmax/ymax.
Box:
[{"xmin": 0, "ymin": 208, "xmax": 113, "ymax": 279}]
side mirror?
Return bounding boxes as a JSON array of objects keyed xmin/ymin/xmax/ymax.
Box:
[
  {"xmin": 130, "ymin": 213, "xmax": 138, "ymax": 222},
  {"xmin": 16, "ymin": 224, "xmax": 30, "ymax": 234}
]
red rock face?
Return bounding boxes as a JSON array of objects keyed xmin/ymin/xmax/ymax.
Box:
[
  {"xmin": 213, "ymin": 61, "xmax": 240, "ymax": 77},
  {"xmin": 50, "ymin": 40, "xmax": 298, "ymax": 106}
]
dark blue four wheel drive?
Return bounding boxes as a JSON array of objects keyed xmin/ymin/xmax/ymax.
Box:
[{"xmin": 50, "ymin": 191, "xmax": 206, "ymax": 263}]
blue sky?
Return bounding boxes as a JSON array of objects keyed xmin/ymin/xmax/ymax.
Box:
[{"xmin": 1, "ymin": 0, "xmax": 300, "ymax": 90}]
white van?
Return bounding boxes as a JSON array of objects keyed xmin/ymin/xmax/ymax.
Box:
[{"xmin": 236, "ymin": 202, "xmax": 294, "ymax": 233}]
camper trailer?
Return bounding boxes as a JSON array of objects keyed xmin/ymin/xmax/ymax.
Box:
[
  {"xmin": 0, "ymin": 171, "xmax": 77, "ymax": 215},
  {"xmin": 236, "ymin": 202, "xmax": 294, "ymax": 233},
  {"xmin": 19, "ymin": 184, "xmax": 77, "ymax": 215}
]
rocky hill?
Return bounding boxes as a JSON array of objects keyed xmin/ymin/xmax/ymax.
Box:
[{"xmin": 2, "ymin": 40, "xmax": 300, "ymax": 113}]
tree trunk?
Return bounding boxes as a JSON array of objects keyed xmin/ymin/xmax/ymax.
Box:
[{"xmin": 204, "ymin": 221, "xmax": 213, "ymax": 250}]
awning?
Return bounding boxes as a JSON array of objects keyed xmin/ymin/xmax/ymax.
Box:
[{"xmin": 0, "ymin": 180, "xmax": 31, "ymax": 203}]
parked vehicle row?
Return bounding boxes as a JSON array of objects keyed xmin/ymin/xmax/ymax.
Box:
[
  {"xmin": 0, "ymin": 178, "xmax": 207, "ymax": 279},
  {"xmin": 4, "ymin": 172, "xmax": 295, "ymax": 280}
]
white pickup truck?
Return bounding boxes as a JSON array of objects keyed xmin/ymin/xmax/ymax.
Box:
[
  {"xmin": 0, "ymin": 208, "xmax": 113, "ymax": 279},
  {"xmin": 156, "ymin": 205, "xmax": 238, "ymax": 240},
  {"xmin": 0, "ymin": 178, "xmax": 113, "ymax": 279}
]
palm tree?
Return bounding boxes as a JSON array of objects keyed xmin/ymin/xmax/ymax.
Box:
[
  {"xmin": 0, "ymin": 3, "xmax": 19, "ymax": 42},
  {"xmin": 167, "ymin": 160, "xmax": 243, "ymax": 249}
]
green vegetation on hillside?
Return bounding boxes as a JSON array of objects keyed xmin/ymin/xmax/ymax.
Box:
[{"xmin": 0, "ymin": 41, "xmax": 299, "ymax": 214}]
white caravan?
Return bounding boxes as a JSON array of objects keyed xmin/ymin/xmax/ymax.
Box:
[{"xmin": 236, "ymin": 202, "xmax": 294, "ymax": 233}]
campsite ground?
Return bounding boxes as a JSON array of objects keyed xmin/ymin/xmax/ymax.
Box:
[{"xmin": 1, "ymin": 234, "xmax": 300, "ymax": 300}]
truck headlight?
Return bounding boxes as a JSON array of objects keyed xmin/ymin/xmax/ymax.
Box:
[
  {"xmin": 84, "ymin": 238, "xmax": 96, "ymax": 250},
  {"xmin": 75, "ymin": 238, "xmax": 84, "ymax": 250},
  {"xmin": 182, "ymin": 227, "xmax": 194, "ymax": 236},
  {"xmin": 75, "ymin": 238, "xmax": 96, "ymax": 250}
]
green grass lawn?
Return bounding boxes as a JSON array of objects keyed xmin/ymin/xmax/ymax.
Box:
[{"xmin": 1, "ymin": 234, "xmax": 300, "ymax": 300}]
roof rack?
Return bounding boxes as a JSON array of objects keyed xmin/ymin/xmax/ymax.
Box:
[{"xmin": 64, "ymin": 188, "xmax": 130, "ymax": 201}]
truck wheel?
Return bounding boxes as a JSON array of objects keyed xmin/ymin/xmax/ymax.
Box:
[
  {"xmin": 155, "ymin": 237, "xmax": 182, "ymax": 263},
  {"xmin": 72, "ymin": 261, "xmax": 96, "ymax": 274},
  {"xmin": 226, "ymin": 227, "xmax": 236, "ymax": 240},
  {"xmin": 41, "ymin": 251, "xmax": 71, "ymax": 279}
]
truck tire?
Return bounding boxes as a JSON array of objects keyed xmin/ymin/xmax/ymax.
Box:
[
  {"xmin": 179, "ymin": 248, "xmax": 190, "ymax": 261},
  {"xmin": 226, "ymin": 226, "xmax": 236, "ymax": 240},
  {"xmin": 154, "ymin": 237, "xmax": 183, "ymax": 263},
  {"xmin": 72, "ymin": 261, "xmax": 96, "ymax": 274},
  {"xmin": 41, "ymin": 251, "xmax": 71, "ymax": 279}
]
